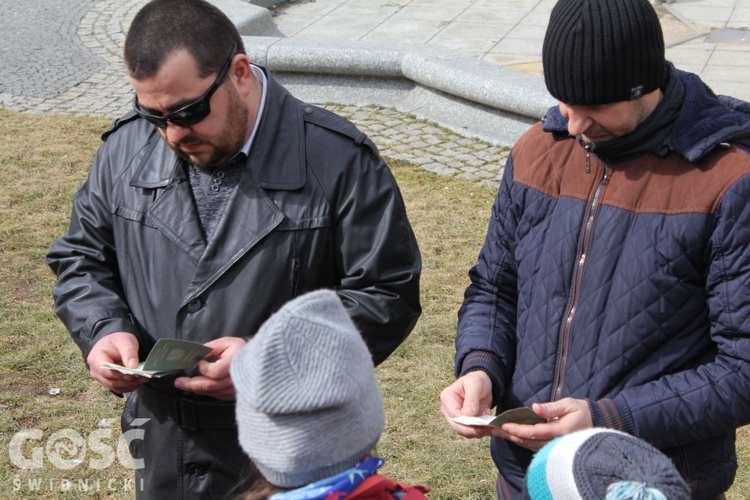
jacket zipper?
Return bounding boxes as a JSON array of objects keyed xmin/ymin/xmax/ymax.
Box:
[{"xmin": 550, "ymin": 147, "xmax": 609, "ymax": 401}]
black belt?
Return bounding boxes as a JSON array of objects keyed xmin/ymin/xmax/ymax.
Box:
[{"xmin": 138, "ymin": 384, "xmax": 237, "ymax": 431}]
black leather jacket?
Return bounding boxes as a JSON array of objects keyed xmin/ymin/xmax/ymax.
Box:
[{"xmin": 47, "ymin": 69, "xmax": 421, "ymax": 368}]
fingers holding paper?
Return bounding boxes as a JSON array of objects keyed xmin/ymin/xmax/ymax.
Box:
[
  {"xmin": 499, "ymin": 398, "xmax": 593, "ymax": 451},
  {"xmin": 440, "ymin": 370, "xmax": 497, "ymax": 438},
  {"xmin": 87, "ymin": 331, "xmax": 146, "ymax": 394},
  {"xmin": 174, "ymin": 336, "xmax": 247, "ymax": 401},
  {"xmin": 441, "ymin": 378, "xmax": 594, "ymax": 451}
]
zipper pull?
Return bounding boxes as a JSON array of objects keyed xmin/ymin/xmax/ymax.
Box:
[{"xmin": 584, "ymin": 143, "xmax": 592, "ymax": 174}]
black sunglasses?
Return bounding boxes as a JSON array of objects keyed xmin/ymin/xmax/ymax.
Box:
[{"xmin": 133, "ymin": 44, "xmax": 237, "ymax": 129}]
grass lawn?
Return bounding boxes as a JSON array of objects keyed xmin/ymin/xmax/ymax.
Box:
[{"xmin": 0, "ymin": 108, "xmax": 747, "ymax": 498}]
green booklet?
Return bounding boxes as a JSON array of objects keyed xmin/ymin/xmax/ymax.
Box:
[
  {"xmin": 451, "ymin": 407, "xmax": 546, "ymax": 427},
  {"xmin": 102, "ymin": 338, "xmax": 213, "ymax": 378}
]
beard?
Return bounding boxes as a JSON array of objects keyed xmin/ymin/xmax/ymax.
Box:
[{"xmin": 166, "ymin": 87, "xmax": 250, "ymax": 169}]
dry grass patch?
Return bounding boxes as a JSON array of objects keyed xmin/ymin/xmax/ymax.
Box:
[{"xmin": 1, "ymin": 108, "xmax": 748, "ymax": 499}]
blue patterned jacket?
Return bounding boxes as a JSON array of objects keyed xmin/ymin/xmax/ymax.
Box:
[{"xmin": 456, "ymin": 65, "xmax": 750, "ymax": 499}]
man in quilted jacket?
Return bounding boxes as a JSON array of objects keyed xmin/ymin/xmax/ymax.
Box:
[{"xmin": 439, "ymin": 0, "xmax": 750, "ymax": 498}]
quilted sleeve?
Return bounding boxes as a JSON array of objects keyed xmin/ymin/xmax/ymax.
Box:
[
  {"xmin": 592, "ymin": 172, "xmax": 750, "ymax": 448},
  {"xmin": 454, "ymin": 154, "xmax": 520, "ymax": 404}
]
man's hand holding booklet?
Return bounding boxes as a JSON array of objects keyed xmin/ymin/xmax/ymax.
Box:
[
  {"xmin": 102, "ymin": 338, "xmax": 213, "ymax": 378},
  {"xmin": 451, "ymin": 407, "xmax": 545, "ymax": 428}
]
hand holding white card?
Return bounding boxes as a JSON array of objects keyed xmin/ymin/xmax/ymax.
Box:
[{"xmin": 452, "ymin": 407, "xmax": 546, "ymax": 427}]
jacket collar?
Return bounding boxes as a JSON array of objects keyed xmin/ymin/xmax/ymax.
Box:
[
  {"xmin": 125, "ymin": 70, "xmax": 307, "ymax": 297},
  {"xmin": 542, "ymin": 63, "xmax": 750, "ymax": 164},
  {"xmin": 131, "ymin": 67, "xmax": 306, "ymax": 191},
  {"xmin": 248, "ymin": 66, "xmax": 306, "ymax": 190}
]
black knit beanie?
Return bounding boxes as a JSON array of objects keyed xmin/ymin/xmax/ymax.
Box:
[{"xmin": 543, "ymin": 0, "xmax": 666, "ymax": 105}]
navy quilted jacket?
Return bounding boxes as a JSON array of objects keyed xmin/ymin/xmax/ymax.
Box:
[{"xmin": 456, "ymin": 65, "xmax": 750, "ymax": 499}]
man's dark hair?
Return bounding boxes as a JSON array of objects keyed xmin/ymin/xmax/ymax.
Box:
[{"xmin": 124, "ymin": 0, "xmax": 245, "ymax": 80}]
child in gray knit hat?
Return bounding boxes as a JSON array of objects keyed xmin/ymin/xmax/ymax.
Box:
[{"xmin": 230, "ymin": 289, "xmax": 429, "ymax": 500}]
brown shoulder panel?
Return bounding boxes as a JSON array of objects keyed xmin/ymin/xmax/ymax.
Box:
[
  {"xmin": 512, "ymin": 124, "xmax": 604, "ymax": 203},
  {"xmin": 512, "ymin": 126, "xmax": 750, "ymax": 215},
  {"xmin": 605, "ymin": 146, "xmax": 750, "ymax": 214}
]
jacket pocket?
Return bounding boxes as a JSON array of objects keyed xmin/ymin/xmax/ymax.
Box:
[
  {"xmin": 276, "ymin": 216, "xmax": 332, "ymax": 299},
  {"xmin": 113, "ymin": 206, "xmax": 145, "ymax": 223},
  {"xmin": 275, "ymin": 215, "xmax": 331, "ymax": 231}
]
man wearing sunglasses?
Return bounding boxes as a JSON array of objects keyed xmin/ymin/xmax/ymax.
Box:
[{"xmin": 46, "ymin": 0, "xmax": 422, "ymax": 497}]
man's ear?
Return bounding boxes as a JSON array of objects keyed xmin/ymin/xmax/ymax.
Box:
[{"xmin": 230, "ymin": 54, "xmax": 253, "ymax": 97}]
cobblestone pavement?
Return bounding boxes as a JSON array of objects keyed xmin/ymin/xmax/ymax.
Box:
[
  {"xmin": 1, "ymin": 0, "xmax": 146, "ymax": 117},
  {"xmin": 0, "ymin": 0, "xmax": 509, "ymax": 185},
  {"xmin": 325, "ymin": 104, "xmax": 508, "ymax": 184}
]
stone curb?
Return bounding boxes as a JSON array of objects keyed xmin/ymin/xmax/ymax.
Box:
[
  {"xmin": 244, "ymin": 35, "xmax": 554, "ymax": 145},
  {"xmin": 247, "ymin": 37, "xmax": 554, "ymax": 121},
  {"xmin": 209, "ymin": 0, "xmax": 554, "ymax": 145},
  {"xmin": 211, "ymin": 0, "xmax": 283, "ymax": 36}
]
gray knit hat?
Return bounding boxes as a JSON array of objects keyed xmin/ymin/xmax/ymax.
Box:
[
  {"xmin": 523, "ymin": 429, "xmax": 690, "ymax": 499},
  {"xmin": 543, "ymin": 0, "xmax": 666, "ymax": 105},
  {"xmin": 230, "ymin": 289, "xmax": 385, "ymax": 488}
]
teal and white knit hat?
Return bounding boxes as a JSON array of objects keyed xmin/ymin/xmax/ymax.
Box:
[
  {"xmin": 524, "ymin": 429, "xmax": 690, "ymax": 500},
  {"xmin": 230, "ymin": 289, "xmax": 384, "ymax": 488}
]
